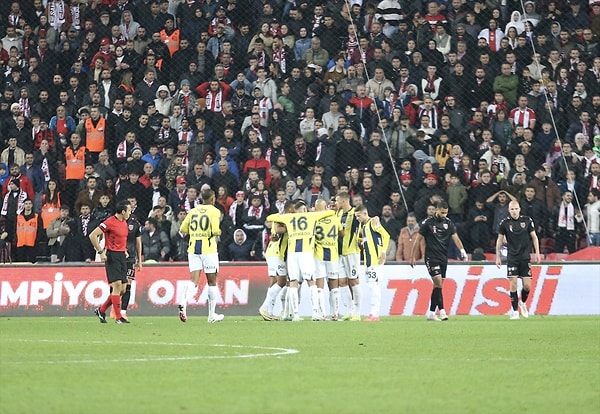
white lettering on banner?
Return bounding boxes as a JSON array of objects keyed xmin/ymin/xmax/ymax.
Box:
[
  {"xmin": 1, "ymin": 275, "xmax": 105, "ymax": 307},
  {"xmin": 225, "ymin": 280, "xmax": 249, "ymax": 305},
  {"xmin": 294, "ymin": 264, "xmax": 600, "ymax": 316},
  {"xmin": 1, "ymin": 281, "xmax": 28, "ymax": 306},
  {"xmin": 30, "ymin": 281, "xmax": 52, "ymax": 305},
  {"xmin": 130, "ymin": 281, "xmax": 136, "ymax": 306},
  {"xmin": 63, "ymin": 281, "xmax": 88, "ymax": 305},
  {"xmin": 150, "ymin": 280, "xmax": 248, "ymax": 306},
  {"xmin": 1, "ymin": 275, "xmax": 250, "ymax": 308},
  {"xmin": 1, "ymin": 265, "xmax": 598, "ymax": 315},
  {"xmin": 52, "ymin": 273, "xmax": 64, "ymax": 304},
  {"xmin": 85, "ymin": 281, "xmax": 109, "ymax": 305},
  {"xmin": 148, "ymin": 280, "xmax": 175, "ymax": 305}
]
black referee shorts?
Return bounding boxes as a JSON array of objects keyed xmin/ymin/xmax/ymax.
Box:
[
  {"xmin": 426, "ymin": 260, "xmax": 448, "ymax": 279},
  {"xmin": 507, "ymin": 260, "xmax": 531, "ymax": 278},
  {"xmin": 105, "ymin": 251, "xmax": 128, "ymax": 284}
]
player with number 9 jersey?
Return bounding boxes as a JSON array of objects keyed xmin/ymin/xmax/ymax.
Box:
[{"xmin": 337, "ymin": 207, "xmax": 361, "ymax": 256}]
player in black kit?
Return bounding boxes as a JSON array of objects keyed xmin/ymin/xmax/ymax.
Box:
[
  {"xmin": 496, "ymin": 201, "xmax": 541, "ymax": 320},
  {"xmin": 121, "ymin": 214, "xmax": 143, "ymax": 320},
  {"xmin": 410, "ymin": 201, "xmax": 467, "ymax": 321}
]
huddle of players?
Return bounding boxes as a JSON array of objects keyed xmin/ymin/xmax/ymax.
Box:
[
  {"xmin": 260, "ymin": 195, "xmax": 539, "ymax": 322},
  {"xmin": 93, "ymin": 192, "xmax": 537, "ymax": 323},
  {"xmin": 259, "ymin": 191, "xmax": 390, "ymax": 322}
]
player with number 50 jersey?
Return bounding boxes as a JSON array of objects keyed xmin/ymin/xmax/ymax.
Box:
[
  {"xmin": 178, "ymin": 189, "xmax": 224, "ymax": 324},
  {"xmin": 180, "ymin": 201, "xmax": 222, "ymax": 255}
]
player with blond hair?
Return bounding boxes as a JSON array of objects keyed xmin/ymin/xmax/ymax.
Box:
[{"xmin": 314, "ymin": 198, "xmax": 340, "ymax": 320}]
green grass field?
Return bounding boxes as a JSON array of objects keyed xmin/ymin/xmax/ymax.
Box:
[{"xmin": 1, "ymin": 315, "xmax": 599, "ymax": 414}]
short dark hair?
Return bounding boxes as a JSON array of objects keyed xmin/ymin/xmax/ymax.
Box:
[
  {"xmin": 115, "ymin": 199, "xmax": 131, "ymax": 215},
  {"xmin": 355, "ymin": 204, "xmax": 368, "ymax": 213},
  {"xmin": 436, "ymin": 201, "xmax": 449, "ymax": 210},
  {"xmin": 201, "ymin": 189, "xmax": 215, "ymax": 202}
]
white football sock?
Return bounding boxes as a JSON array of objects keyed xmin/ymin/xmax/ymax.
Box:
[
  {"xmin": 264, "ymin": 284, "xmax": 283, "ymax": 314},
  {"xmin": 309, "ymin": 284, "xmax": 319, "ymax": 315},
  {"xmin": 280, "ymin": 286, "xmax": 289, "ymax": 317},
  {"xmin": 180, "ymin": 282, "xmax": 196, "ymax": 309},
  {"xmin": 317, "ymin": 287, "xmax": 326, "ymax": 317},
  {"xmin": 342, "ymin": 285, "xmax": 353, "ymax": 315},
  {"xmin": 351, "ymin": 284, "xmax": 362, "ymax": 316},
  {"xmin": 288, "ymin": 287, "xmax": 299, "ymax": 317},
  {"xmin": 368, "ymin": 281, "xmax": 381, "ymax": 317},
  {"xmin": 330, "ymin": 288, "xmax": 340, "ymax": 317},
  {"xmin": 207, "ymin": 285, "xmax": 218, "ymax": 318}
]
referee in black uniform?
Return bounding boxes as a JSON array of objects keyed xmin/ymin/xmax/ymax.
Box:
[
  {"xmin": 410, "ymin": 201, "xmax": 467, "ymax": 321},
  {"xmin": 496, "ymin": 201, "xmax": 541, "ymax": 320}
]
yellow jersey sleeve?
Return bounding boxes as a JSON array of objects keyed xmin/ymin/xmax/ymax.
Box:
[
  {"xmin": 264, "ymin": 233, "xmax": 282, "ymax": 258},
  {"xmin": 264, "ymin": 217, "xmax": 289, "ymax": 259}
]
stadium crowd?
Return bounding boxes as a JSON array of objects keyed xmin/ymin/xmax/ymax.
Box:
[{"xmin": 0, "ymin": 0, "xmax": 600, "ymax": 264}]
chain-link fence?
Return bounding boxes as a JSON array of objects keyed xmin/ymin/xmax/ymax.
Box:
[{"xmin": 0, "ymin": 0, "xmax": 599, "ymax": 263}]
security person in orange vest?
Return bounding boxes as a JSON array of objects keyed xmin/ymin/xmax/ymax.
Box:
[
  {"xmin": 15, "ymin": 198, "xmax": 42, "ymax": 263},
  {"xmin": 81, "ymin": 106, "xmax": 106, "ymax": 161},
  {"xmin": 159, "ymin": 17, "xmax": 180, "ymax": 57},
  {"xmin": 63, "ymin": 133, "xmax": 91, "ymax": 213}
]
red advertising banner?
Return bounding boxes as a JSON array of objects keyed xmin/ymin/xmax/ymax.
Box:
[
  {"xmin": 1, "ymin": 263, "xmax": 599, "ymax": 316},
  {"xmin": 0, "ymin": 264, "xmax": 270, "ymax": 316}
]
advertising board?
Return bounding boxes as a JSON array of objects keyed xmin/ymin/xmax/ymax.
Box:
[{"xmin": 1, "ymin": 263, "xmax": 599, "ymax": 316}]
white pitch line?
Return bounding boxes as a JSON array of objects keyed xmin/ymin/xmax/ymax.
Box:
[{"xmin": 1, "ymin": 339, "xmax": 299, "ymax": 364}]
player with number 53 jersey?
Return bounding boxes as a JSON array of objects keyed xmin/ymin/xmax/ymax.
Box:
[{"xmin": 355, "ymin": 204, "xmax": 390, "ymax": 321}]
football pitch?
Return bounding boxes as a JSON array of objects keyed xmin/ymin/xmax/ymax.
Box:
[{"xmin": 1, "ymin": 316, "xmax": 599, "ymax": 414}]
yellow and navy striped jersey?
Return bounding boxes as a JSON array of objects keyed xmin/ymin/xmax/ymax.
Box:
[
  {"xmin": 337, "ymin": 207, "xmax": 361, "ymax": 255},
  {"xmin": 180, "ymin": 204, "xmax": 221, "ymax": 254},
  {"xmin": 314, "ymin": 214, "xmax": 340, "ymax": 261},
  {"xmin": 360, "ymin": 219, "xmax": 390, "ymax": 267},
  {"xmin": 264, "ymin": 229, "xmax": 288, "ymax": 259},
  {"xmin": 267, "ymin": 210, "xmax": 334, "ymax": 253}
]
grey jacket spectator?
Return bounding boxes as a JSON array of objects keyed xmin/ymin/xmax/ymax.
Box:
[{"xmin": 142, "ymin": 217, "xmax": 170, "ymax": 261}]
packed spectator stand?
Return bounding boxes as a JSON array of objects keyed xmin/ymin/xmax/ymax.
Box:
[{"xmin": 0, "ymin": 0, "xmax": 599, "ymax": 264}]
